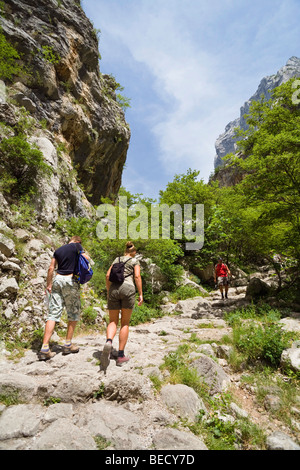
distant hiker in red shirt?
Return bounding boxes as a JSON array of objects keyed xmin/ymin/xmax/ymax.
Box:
[{"xmin": 214, "ymin": 257, "xmax": 231, "ymax": 300}]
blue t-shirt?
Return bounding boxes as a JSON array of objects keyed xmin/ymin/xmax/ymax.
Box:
[{"xmin": 53, "ymin": 242, "xmax": 83, "ymax": 275}]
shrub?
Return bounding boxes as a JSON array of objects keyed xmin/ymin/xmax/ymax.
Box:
[
  {"xmin": 0, "ymin": 28, "xmax": 25, "ymax": 80},
  {"xmin": 130, "ymin": 303, "xmax": 163, "ymax": 326},
  {"xmin": 0, "ymin": 135, "xmax": 52, "ymax": 196},
  {"xmin": 169, "ymin": 284, "xmax": 201, "ymax": 302},
  {"xmin": 81, "ymin": 306, "xmax": 98, "ymax": 325},
  {"xmin": 233, "ymin": 320, "xmax": 289, "ymax": 367}
]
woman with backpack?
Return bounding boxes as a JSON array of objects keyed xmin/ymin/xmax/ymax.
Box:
[{"xmin": 101, "ymin": 241, "xmax": 143, "ymax": 368}]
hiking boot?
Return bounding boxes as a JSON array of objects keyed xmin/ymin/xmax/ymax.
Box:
[
  {"xmin": 38, "ymin": 350, "xmax": 56, "ymax": 361},
  {"xmin": 62, "ymin": 343, "xmax": 79, "ymax": 355},
  {"xmin": 116, "ymin": 355, "xmax": 130, "ymax": 366},
  {"xmin": 101, "ymin": 341, "xmax": 112, "ymax": 369}
]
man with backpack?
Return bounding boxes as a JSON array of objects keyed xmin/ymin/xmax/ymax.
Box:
[
  {"xmin": 214, "ymin": 257, "xmax": 231, "ymax": 300},
  {"xmin": 38, "ymin": 236, "xmax": 90, "ymax": 360},
  {"xmin": 101, "ymin": 241, "xmax": 143, "ymax": 369}
]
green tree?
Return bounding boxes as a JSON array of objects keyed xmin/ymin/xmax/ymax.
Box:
[{"xmin": 231, "ymin": 78, "xmax": 300, "ymax": 290}]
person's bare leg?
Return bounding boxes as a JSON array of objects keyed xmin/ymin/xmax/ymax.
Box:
[
  {"xmin": 119, "ymin": 308, "xmax": 133, "ymax": 351},
  {"xmin": 39, "ymin": 320, "xmax": 56, "ymax": 359},
  {"xmin": 66, "ymin": 321, "xmax": 77, "ymax": 341},
  {"xmin": 101, "ymin": 310, "xmax": 119, "ymax": 369},
  {"xmin": 62, "ymin": 320, "xmax": 80, "ymax": 355},
  {"xmin": 42, "ymin": 320, "xmax": 56, "ymax": 345},
  {"xmin": 106, "ymin": 310, "xmax": 120, "ymax": 341}
]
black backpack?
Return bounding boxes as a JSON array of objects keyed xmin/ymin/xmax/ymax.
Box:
[{"xmin": 109, "ymin": 257, "xmax": 133, "ymax": 283}]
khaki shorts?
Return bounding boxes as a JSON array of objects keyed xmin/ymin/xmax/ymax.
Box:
[
  {"xmin": 217, "ymin": 276, "xmax": 229, "ymax": 287},
  {"xmin": 108, "ymin": 282, "xmax": 136, "ymax": 310},
  {"xmin": 47, "ymin": 275, "xmax": 81, "ymax": 322}
]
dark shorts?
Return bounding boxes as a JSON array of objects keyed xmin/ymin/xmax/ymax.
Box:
[{"xmin": 108, "ymin": 282, "xmax": 136, "ymax": 310}]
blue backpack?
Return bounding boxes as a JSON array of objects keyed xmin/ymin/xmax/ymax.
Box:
[{"xmin": 74, "ymin": 251, "xmax": 93, "ymax": 285}]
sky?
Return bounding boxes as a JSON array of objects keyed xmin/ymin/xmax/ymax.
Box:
[{"xmin": 81, "ymin": 0, "xmax": 300, "ymax": 200}]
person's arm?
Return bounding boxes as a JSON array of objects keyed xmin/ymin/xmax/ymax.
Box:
[
  {"xmin": 214, "ymin": 266, "xmax": 217, "ymax": 282},
  {"xmin": 106, "ymin": 265, "xmax": 112, "ymax": 293},
  {"xmin": 226, "ymin": 264, "xmax": 231, "ymax": 276},
  {"xmin": 46, "ymin": 258, "xmax": 57, "ymax": 293},
  {"xmin": 79, "ymin": 244, "xmax": 89, "ymax": 260},
  {"xmin": 134, "ymin": 265, "xmax": 143, "ymax": 306}
]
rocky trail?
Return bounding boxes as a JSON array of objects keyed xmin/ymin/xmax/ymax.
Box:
[{"xmin": 0, "ymin": 286, "xmax": 300, "ymax": 451}]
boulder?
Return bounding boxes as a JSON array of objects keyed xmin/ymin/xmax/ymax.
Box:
[
  {"xmin": 0, "ymin": 373, "xmax": 37, "ymax": 402},
  {"xmin": 246, "ymin": 277, "xmax": 272, "ymax": 298},
  {"xmin": 37, "ymin": 372, "xmax": 100, "ymax": 403},
  {"xmin": 1, "ymin": 260, "xmax": 21, "ymax": 273},
  {"xmin": 103, "ymin": 373, "xmax": 152, "ymax": 403},
  {"xmin": 266, "ymin": 431, "xmax": 300, "ymax": 450},
  {"xmin": 0, "ymin": 404, "xmax": 44, "ymax": 441},
  {"xmin": 136, "ymin": 255, "xmax": 168, "ymax": 293},
  {"xmin": 160, "ymin": 384, "xmax": 207, "ymax": 422},
  {"xmin": 77, "ymin": 401, "xmax": 141, "ymax": 450},
  {"xmin": 153, "ymin": 428, "xmax": 208, "ymax": 450},
  {"xmin": 280, "ymin": 341, "xmax": 300, "ymax": 374},
  {"xmin": 0, "ymin": 221, "xmax": 12, "ymax": 233},
  {"xmin": 175, "ymin": 296, "xmax": 211, "ymax": 317},
  {"xmin": 0, "ymin": 277, "xmax": 19, "ymax": 297},
  {"xmin": 14, "ymin": 228, "xmax": 31, "ymax": 242},
  {"xmin": 191, "ymin": 354, "xmax": 231, "ymax": 395},
  {"xmin": 0, "ymin": 234, "xmax": 15, "ymax": 257},
  {"xmin": 32, "ymin": 418, "xmax": 97, "ymax": 450}
]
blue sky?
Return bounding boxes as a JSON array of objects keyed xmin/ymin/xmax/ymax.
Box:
[{"xmin": 81, "ymin": 0, "xmax": 300, "ymax": 200}]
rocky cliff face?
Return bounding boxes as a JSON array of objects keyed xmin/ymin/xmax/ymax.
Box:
[
  {"xmin": 0, "ymin": 0, "xmax": 130, "ymax": 341},
  {"xmin": 214, "ymin": 57, "xmax": 300, "ymax": 169},
  {"xmin": 0, "ymin": 0, "xmax": 130, "ymax": 213}
]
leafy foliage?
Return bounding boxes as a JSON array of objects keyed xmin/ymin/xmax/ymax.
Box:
[
  {"xmin": 0, "ymin": 134, "xmax": 52, "ymax": 197},
  {"xmin": 0, "ymin": 27, "xmax": 25, "ymax": 80}
]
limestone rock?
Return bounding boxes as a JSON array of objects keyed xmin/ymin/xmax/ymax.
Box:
[
  {"xmin": 0, "ymin": 277, "xmax": 19, "ymax": 297},
  {"xmin": 266, "ymin": 431, "xmax": 300, "ymax": 450},
  {"xmin": 2, "ymin": 0, "xmax": 130, "ymax": 207},
  {"xmin": 246, "ymin": 277, "xmax": 272, "ymax": 299},
  {"xmin": 153, "ymin": 428, "xmax": 208, "ymax": 450},
  {"xmin": 0, "ymin": 404, "xmax": 44, "ymax": 441},
  {"xmin": 280, "ymin": 341, "xmax": 300, "ymax": 374},
  {"xmin": 32, "ymin": 418, "xmax": 97, "ymax": 450},
  {"xmin": 191, "ymin": 353, "xmax": 231, "ymax": 395},
  {"xmin": 103, "ymin": 373, "xmax": 152, "ymax": 403},
  {"xmin": 160, "ymin": 384, "xmax": 207, "ymax": 422},
  {"xmin": 0, "ymin": 373, "xmax": 37, "ymax": 402},
  {"xmin": 0, "ymin": 234, "xmax": 15, "ymax": 257},
  {"xmin": 214, "ymin": 57, "xmax": 300, "ymax": 171},
  {"xmin": 14, "ymin": 229, "xmax": 30, "ymax": 242},
  {"xmin": 175, "ymin": 296, "xmax": 211, "ymax": 317}
]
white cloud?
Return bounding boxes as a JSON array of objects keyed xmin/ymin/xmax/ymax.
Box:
[
  {"xmin": 95, "ymin": 3, "xmax": 224, "ymax": 179},
  {"xmin": 82, "ymin": 0, "xmax": 300, "ymax": 193}
]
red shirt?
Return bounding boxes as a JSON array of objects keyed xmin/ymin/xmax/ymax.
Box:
[{"xmin": 216, "ymin": 263, "xmax": 228, "ymax": 277}]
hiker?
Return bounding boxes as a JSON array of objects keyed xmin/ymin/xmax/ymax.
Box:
[
  {"xmin": 214, "ymin": 257, "xmax": 231, "ymax": 300},
  {"xmin": 39, "ymin": 235, "xmax": 89, "ymax": 360},
  {"xmin": 101, "ymin": 241, "xmax": 143, "ymax": 368}
]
